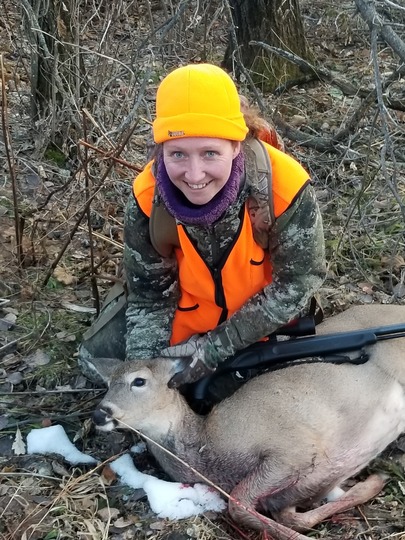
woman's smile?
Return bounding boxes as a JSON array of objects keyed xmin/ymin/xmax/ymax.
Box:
[{"xmin": 185, "ymin": 180, "xmax": 211, "ymax": 190}]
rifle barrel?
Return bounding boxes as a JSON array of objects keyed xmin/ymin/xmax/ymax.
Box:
[{"xmin": 223, "ymin": 323, "xmax": 405, "ymax": 372}]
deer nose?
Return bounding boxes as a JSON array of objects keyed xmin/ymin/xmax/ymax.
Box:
[{"xmin": 93, "ymin": 406, "xmax": 112, "ymax": 426}]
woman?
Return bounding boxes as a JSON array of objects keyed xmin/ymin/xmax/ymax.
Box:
[{"xmin": 79, "ymin": 63, "xmax": 326, "ymax": 392}]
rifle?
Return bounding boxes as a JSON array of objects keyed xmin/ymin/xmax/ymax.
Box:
[{"xmin": 189, "ymin": 318, "xmax": 405, "ymax": 403}]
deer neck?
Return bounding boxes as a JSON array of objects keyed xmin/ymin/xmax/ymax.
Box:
[{"xmin": 144, "ymin": 394, "xmax": 208, "ymax": 482}]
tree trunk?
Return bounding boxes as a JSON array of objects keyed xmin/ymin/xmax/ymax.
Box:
[
  {"xmin": 223, "ymin": 0, "xmax": 312, "ymax": 92},
  {"xmin": 25, "ymin": 0, "xmax": 82, "ymax": 147}
]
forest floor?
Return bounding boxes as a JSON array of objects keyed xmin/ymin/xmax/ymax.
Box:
[{"xmin": 1, "ymin": 0, "xmax": 405, "ymax": 539}]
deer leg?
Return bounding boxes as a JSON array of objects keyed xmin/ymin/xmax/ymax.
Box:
[
  {"xmin": 229, "ymin": 468, "xmax": 313, "ymax": 540},
  {"xmin": 276, "ymin": 473, "xmax": 386, "ymax": 532}
]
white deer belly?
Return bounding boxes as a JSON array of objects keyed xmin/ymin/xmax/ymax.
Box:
[{"xmin": 345, "ymin": 381, "xmax": 405, "ymax": 474}]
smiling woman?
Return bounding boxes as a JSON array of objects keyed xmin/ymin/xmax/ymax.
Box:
[
  {"xmin": 162, "ymin": 138, "xmax": 239, "ymax": 206},
  {"xmin": 79, "ymin": 63, "xmax": 326, "ymax": 405}
]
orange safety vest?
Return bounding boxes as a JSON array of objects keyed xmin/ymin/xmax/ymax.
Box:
[{"xmin": 133, "ymin": 142, "xmax": 309, "ymax": 345}]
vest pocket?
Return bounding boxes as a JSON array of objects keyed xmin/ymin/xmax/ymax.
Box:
[
  {"xmin": 177, "ymin": 303, "xmax": 199, "ymax": 311},
  {"xmin": 250, "ymin": 256, "xmax": 265, "ymax": 266}
]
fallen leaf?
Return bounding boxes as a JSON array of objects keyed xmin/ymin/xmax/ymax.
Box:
[
  {"xmin": 4, "ymin": 307, "xmax": 19, "ymax": 315},
  {"xmin": 381, "ymin": 254, "xmax": 405, "ymax": 271},
  {"xmin": 51, "ymin": 460, "xmax": 71, "ymax": 477},
  {"xmin": 101, "ymin": 464, "xmax": 117, "ymax": 485},
  {"xmin": 357, "ymin": 282, "xmax": 374, "ymax": 294},
  {"xmin": 6, "ymin": 371, "xmax": 23, "ymax": 385},
  {"xmin": 113, "ymin": 517, "xmax": 133, "ymax": 528},
  {"xmin": 25, "ymin": 349, "xmax": 51, "ymax": 367},
  {"xmin": 149, "ymin": 521, "xmax": 166, "ymax": 531},
  {"xmin": 73, "ymin": 418, "xmax": 93, "ymax": 442},
  {"xmin": 61, "ymin": 301, "xmax": 96, "ymax": 314},
  {"xmin": 12, "ymin": 426, "xmax": 26, "ymax": 455},
  {"xmin": 55, "ymin": 331, "xmax": 76, "ymax": 342},
  {"xmin": 53, "ymin": 267, "xmax": 76, "ymax": 286},
  {"xmin": 0, "ymin": 313, "xmax": 16, "ymax": 330},
  {"xmin": 393, "ymin": 283, "xmax": 405, "ymax": 298},
  {"xmin": 97, "ymin": 507, "xmax": 120, "ymax": 520}
]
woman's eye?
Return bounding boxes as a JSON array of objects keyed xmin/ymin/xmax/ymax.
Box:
[
  {"xmin": 172, "ymin": 151, "xmax": 183, "ymax": 159},
  {"xmin": 131, "ymin": 377, "xmax": 146, "ymax": 387},
  {"xmin": 205, "ymin": 151, "xmax": 216, "ymax": 158}
]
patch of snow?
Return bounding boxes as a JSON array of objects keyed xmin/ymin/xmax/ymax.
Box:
[
  {"xmin": 111, "ymin": 453, "xmax": 226, "ymax": 519},
  {"xmin": 26, "ymin": 425, "xmax": 97, "ymax": 465},
  {"xmin": 26, "ymin": 425, "xmax": 225, "ymax": 519}
]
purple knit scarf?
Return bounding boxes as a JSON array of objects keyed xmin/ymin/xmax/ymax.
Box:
[{"xmin": 155, "ymin": 151, "xmax": 245, "ymax": 227}]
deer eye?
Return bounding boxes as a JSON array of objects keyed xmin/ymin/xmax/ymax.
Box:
[{"xmin": 131, "ymin": 377, "xmax": 146, "ymax": 388}]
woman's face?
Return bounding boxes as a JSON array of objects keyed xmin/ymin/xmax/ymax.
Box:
[{"xmin": 162, "ymin": 137, "xmax": 241, "ymax": 205}]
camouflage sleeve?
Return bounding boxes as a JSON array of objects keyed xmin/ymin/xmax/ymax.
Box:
[
  {"xmin": 204, "ymin": 184, "xmax": 326, "ymax": 367},
  {"xmin": 124, "ymin": 196, "xmax": 179, "ymax": 360}
]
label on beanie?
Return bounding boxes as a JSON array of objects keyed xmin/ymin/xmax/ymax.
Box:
[{"xmin": 168, "ymin": 130, "xmax": 185, "ymax": 137}]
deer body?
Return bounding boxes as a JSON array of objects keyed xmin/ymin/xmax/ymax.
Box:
[{"xmin": 93, "ymin": 305, "xmax": 405, "ymax": 540}]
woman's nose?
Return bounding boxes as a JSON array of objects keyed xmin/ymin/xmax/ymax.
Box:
[{"xmin": 184, "ymin": 158, "xmax": 205, "ymax": 182}]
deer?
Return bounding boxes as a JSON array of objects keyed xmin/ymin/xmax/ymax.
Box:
[{"xmin": 92, "ymin": 304, "xmax": 405, "ymax": 540}]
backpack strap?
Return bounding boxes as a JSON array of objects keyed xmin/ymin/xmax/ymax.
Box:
[
  {"xmin": 82, "ymin": 281, "xmax": 127, "ymax": 341},
  {"xmin": 309, "ymin": 293, "xmax": 325, "ymax": 325},
  {"xmin": 149, "ymin": 184, "xmax": 180, "ymax": 257},
  {"xmin": 244, "ymin": 137, "xmax": 274, "ymax": 249}
]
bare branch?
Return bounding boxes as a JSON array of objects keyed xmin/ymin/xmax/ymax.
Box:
[
  {"xmin": 1, "ymin": 54, "xmax": 23, "ymax": 268},
  {"xmin": 369, "ymin": 26, "xmax": 405, "ymax": 222},
  {"xmin": 354, "ymin": 0, "xmax": 405, "ymax": 63},
  {"xmin": 251, "ymin": 41, "xmax": 360, "ymax": 97},
  {"xmin": 42, "ymin": 121, "xmax": 139, "ymax": 287}
]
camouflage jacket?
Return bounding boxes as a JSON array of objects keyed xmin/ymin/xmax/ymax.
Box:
[{"xmin": 123, "ymin": 155, "xmax": 326, "ymax": 367}]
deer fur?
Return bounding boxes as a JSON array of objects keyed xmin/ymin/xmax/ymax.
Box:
[{"xmin": 92, "ymin": 304, "xmax": 405, "ymax": 540}]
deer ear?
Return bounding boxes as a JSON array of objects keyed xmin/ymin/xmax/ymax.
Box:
[
  {"xmin": 153, "ymin": 357, "xmax": 188, "ymax": 379},
  {"xmin": 82, "ymin": 357, "xmax": 124, "ymax": 386},
  {"xmin": 168, "ymin": 357, "xmax": 189, "ymax": 377}
]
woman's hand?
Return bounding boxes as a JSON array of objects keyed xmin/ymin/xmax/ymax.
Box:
[{"xmin": 160, "ymin": 335, "xmax": 215, "ymax": 388}]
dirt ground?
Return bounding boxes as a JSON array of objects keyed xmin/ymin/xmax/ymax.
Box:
[{"xmin": 1, "ymin": 0, "xmax": 405, "ymax": 539}]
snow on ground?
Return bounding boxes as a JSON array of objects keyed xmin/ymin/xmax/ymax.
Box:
[
  {"xmin": 27, "ymin": 425, "xmax": 226, "ymax": 519},
  {"xmin": 27, "ymin": 424, "xmax": 97, "ymax": 465}
]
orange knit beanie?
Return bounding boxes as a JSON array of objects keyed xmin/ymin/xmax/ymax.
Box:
[{"xmin": 153, "ymin": 63, "xmax": 248, "ymax": 144}]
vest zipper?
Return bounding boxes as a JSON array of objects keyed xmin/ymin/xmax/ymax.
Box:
[
  {"xmin": 183, "ymin": 207, "xmax": 245, "ymax": 326},
  {"xmin": 207, "ymin": 228, "xmax": 227, "ymax": 323}
]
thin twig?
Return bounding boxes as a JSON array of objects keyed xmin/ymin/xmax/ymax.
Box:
[
  {"xmin": 0, "ymin": 472, "xmax": 59, "ymax": 481},
  {"xmin": 1, "ymin": 54, "xmax": 23, "ymax": 267},
  {"xmin": 42, "ymin": 121, "xmax": 139, "ymax": 287},
  {"xmin": 78, "ymin": 140, "xmax": 143, "ymax": 172},
  {"xmin": 77, "ymin": 226, "xmax": 123, "ymax": 249},
  {"xmin": 4, "ymin": 411, "xmax": 94, "ymax": 430},
  {"xmin": 0, "ymin": 389, "xmax": 104, "ymax": 396},
  {"xmin": 81, "ymin": 110, "xmax": 100, "ymax": 316}
]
